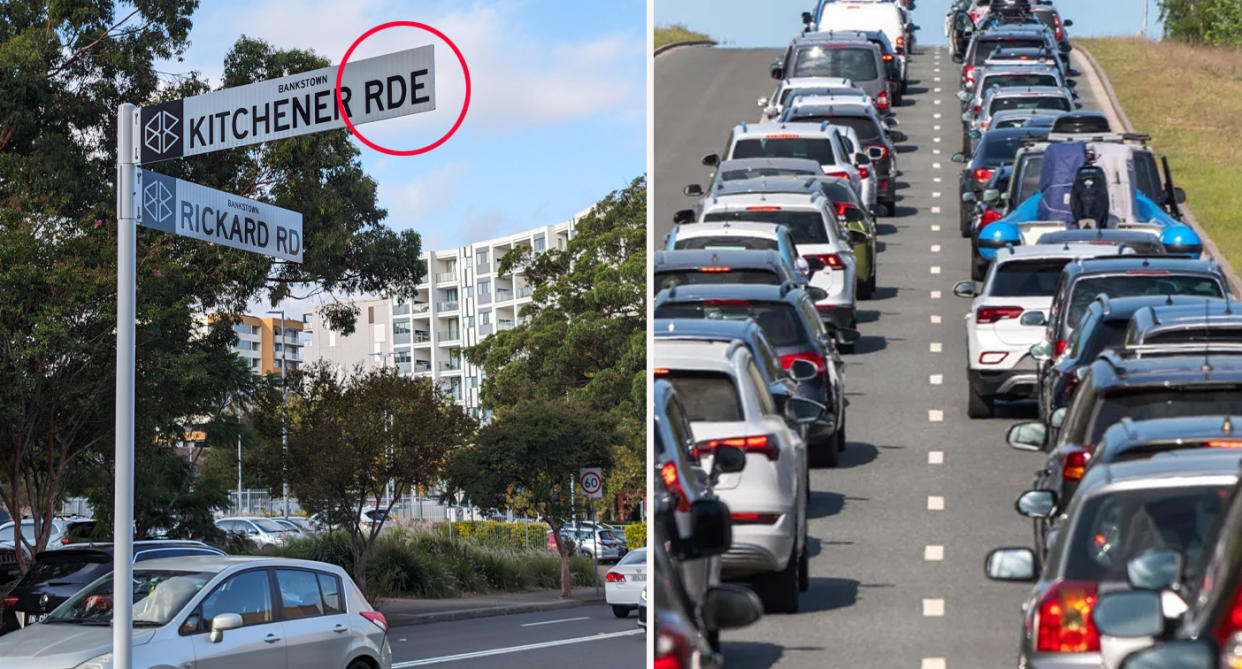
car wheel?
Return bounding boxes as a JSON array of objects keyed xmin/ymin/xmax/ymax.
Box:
[
  {"xmin": 798, "ymin": 538, "xmax": 810, "ymax": 592},
  {"xmin": 858, "ymin": 270, "xmax": 875, "ymax": 300},
  {"xmin": 611, "ymin": 605, "xmax": 631, "ymax": 618},
  {"xmin": 809, "ymin": 433, "xmax": 839, "ymax": 468},
  {"xmin": 967, "ymin": 380, "xmax": 994, "ymax": 419},
  {"xmin": 753, "ymin": 542, "xmax": 800, "ymax": 614},
  {"xmin": 880, "ymin": 197, "xmax": 896, "ymax": 215}
]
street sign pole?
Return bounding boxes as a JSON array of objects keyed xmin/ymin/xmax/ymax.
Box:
[{"xmin": 114, "ymin": 102, "xmax": 138, "ymax": 669}]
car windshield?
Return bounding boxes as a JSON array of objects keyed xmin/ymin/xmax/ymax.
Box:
[
  {"xmin": 673, "ymin": 236, "xmax": 779, "ymax": 252},
  {"xmin": 655, "ymin": 300, "xmax": 809, "ymax": 348},
  {"xmin": 732, "ymin": 137, "xmax": 836, "ymax": 165},
  {"xmin": 791, "ymin": 46, "xmax": 878, "ymax": 80},
  {"xmin": 1087, "ymin": 387, "xmax": 1242, "ymax": 445},
  {"xmin": 989, "ymin": 259, "xmax": 1069, "ymax": 296},
  {"xmin": 253, "ymin": 519, "xmax": 287, "ymax": 533},
  {"xmin": 1068, "ymin": 275, "xmax": 1223, "ymax": 330},
  {"xmin": 978, "ymin": 132, "xmax": 1045, "ymax": 165},
  {"xmin": 981, "ymin": 73, "xmax": 1059, "ymax": 90},
  {"xmin": 813, "ymin": 115, "xmax": 882, "ymax": 145},
  {"xmin": 973, "ymin": 39, "xmax": 1048, "ymax": 65},
  {"xmin": 618, "ymin": 548, "xmax": 647, "ymax": 565},
  {"xmin": 662, "ymin": 372, "xmax": 743, "ymax": 422},
  {"xmin": 46, "ymin": 570, "xmax": 213, "ymax": 626},
  {"xmin": 1065, "ymin": 485, "xmax": 1228, "ymax": 582},
  {"xmin": 654, "ymin": 269, "xmax": 781, "ymax": 294},
  {"xmin": 989, "ymin": 95, "xmax": 1070, "ymax": 115},
  {"xmin": 703, "ymin": 211, "xmax": 829, "ymax": 245}
]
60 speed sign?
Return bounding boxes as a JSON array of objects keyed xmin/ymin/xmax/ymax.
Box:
[{"xmin": 579, "ymin": 468, "xmax": 603, "ymax": 498}]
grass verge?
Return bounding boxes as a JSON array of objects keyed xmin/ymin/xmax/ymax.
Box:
[
  {"xmin": 655, "ymin": 24, "xmax": 711, "ymax": 51},
  {"xmin": 1079, "ymin": 37, "xmax": 1242, "ymax": 270}
]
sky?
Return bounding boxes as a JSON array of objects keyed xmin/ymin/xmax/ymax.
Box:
[
  {"xmin": 655, "ymin": 0, "xmax": 1163, "ymax": 49},
  {"xmin": 153, "ymin": 0, "xmax": 646, "ymax": 316}
]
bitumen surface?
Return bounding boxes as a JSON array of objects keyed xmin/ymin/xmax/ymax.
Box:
[{"xmin": 655, "ymin": 43, "xmax": 1109, "ymax": 668}]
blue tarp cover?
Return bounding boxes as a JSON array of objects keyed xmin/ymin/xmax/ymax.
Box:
[{"xmin": 1036, "ymin": 141, "xmax": 1087, "ymax": 227}]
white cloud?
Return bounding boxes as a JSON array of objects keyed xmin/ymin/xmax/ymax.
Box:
[{"xmin": 380, "ymin": 161, "xmax": 471, "ymax": 238}]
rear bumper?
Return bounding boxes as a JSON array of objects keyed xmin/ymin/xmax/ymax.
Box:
[
  {"xmin": 816, "ymin": 303, "xmax": 856, "ymax": 331},
  {"xmin": 720, "ymin": 511, "xmax": 796, "ymax": 578},
  {"xmin": 968, "ymin": 367, "xmax": 1038, "ymax": 398}
]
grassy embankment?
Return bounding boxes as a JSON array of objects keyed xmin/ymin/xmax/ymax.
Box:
[
  {"xmin": 654, "ymin": 24, "xmax": 711, "ymax": 51},
  {"xmin": 1079, "ymin": 37, "xmax": 1242, "ymax": 269}
]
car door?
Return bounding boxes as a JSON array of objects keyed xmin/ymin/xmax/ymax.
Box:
[
  {"xmin": 275, "ymin": 569, "xmax": 353, "ymax": 669},
  {"xmin": 189, "ymin": 568, "xmax": 288, "ymax": 669}
]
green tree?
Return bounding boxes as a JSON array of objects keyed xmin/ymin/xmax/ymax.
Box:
[
  {"xmin": 465, "ymin": 178, "xmax": 646, "ymax": 516},
  {"xmin": 444, "ymin": 399, "xmax": 617, "ymax": 597},
  {"xmin": 0, "ymin": 3, "xmax": 426, "ymax": 567},
  {"xmin": 250, "ymin": 365, "xmax": 476, "ymax": 589},
  {"xmin": 1160, "ymin": 0, "xmax": 1242, "ymax": 46}
]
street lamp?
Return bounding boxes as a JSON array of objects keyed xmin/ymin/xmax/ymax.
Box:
[{"xmin": 268, "ymin": 309, "xmax": 289, "ymax": 518}]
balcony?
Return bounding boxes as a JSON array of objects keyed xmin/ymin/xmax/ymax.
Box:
[
  {"xmin": 496, "ymin": 288, "xmax": 514, "ymax": 301},
  {"xmin": 498, "ymin": 319, "xmax": 515, "ymax": 331},
  {"xmin": 437, "ymin": 330, "xmax": 460, "ymax": 342},
  {"xmin": 414, "ymin": 360, "xmax": 432, "ymax": 373},
  {"xmin": 517, "ymin": 286, "xmax": 534, "ymax": 298},
  {"xmin": 478, "ymin": 291, "xmax": 491, "ymax": 305},
  {"xmin": 479, "ymin": 323, "xmax": 493, "ymax": 336},
  {"xmin": 435, "ymin": 271, "xmax": 456, "ymax": 284},
  {"xmin": 441, "ymin": 360, "xmax": 462, "ymax": 372},
  {"xmin": 410, "ymin": 303, "xmax": 430, "ymax": 314},
  {"xmin": 436, "ymin": 301, "xmax": 459, "ymax": 312},
  {"xmin": 413, "ymin": 330, "xmax": 431, "ymax": 344}
]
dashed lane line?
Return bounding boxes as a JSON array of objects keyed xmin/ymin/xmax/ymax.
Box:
[
  {"xmin": 930, "ymin": 290, "xmax": 942, "ymax": 299},
  {"xmin": 927, "ymin": 497, "xmax": 945, "ymax": 511},
  {"xmin": 928, "ymin": 409, "xmax": 944, "ymax": 422},
  {"xmin": 929, "ymin": 342, "xmax": 942, "ymax": 352},
  {"xmin": 922, "ymin": 659, "xmax": 947, "ymax": 669},
  {"xmin": 930, "ymin": 314, "xmax": 941, "ymax": 324},
  {"xmin": 929, "ymin": 374, "xmax": 943, "ymax": 385},
  {"xmin": 931, "ymin": 224, "xmax": 941, "ymax": 231},
  {"xmin": 924, "ymin": 545, "xmax": 945, "ymax": 561},
  {"xmin": 930, "ymin": 266, "xmax": 941, "ymax": 275},
  {"xmin": 924, "ymin": 599, "xmax": 945, "ymax": 616},
  {"xmin": 928, "ymin": 450, "xmax": 944, "ymax": 464},
  {"xmin": 931, "ymin": 244, "xmax": 941, "ymax": 252}
]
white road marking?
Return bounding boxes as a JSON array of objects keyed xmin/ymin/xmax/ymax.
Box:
[
  {"xmin": 924, "ymin": 545, "xmax": 945, "ymax": 561},
  {"xmin": 933, "ymin": 137, "xmax": 942, "ymax": 143},
  {"xmin": 923, "ymin": 658, "xmax": 947, "ymax": 669},
  {"xmin": 928, "ymin": 450, "xmax": 944, "ymax": 464},
  {"xmin": 931, "ymin": 206, "xmax": 941, "ymax": 214},
  {"xmin": 928, "ymin": 409, "xmax": 944, "ymax": 422},
  {"xmin": 929, "ymin": 374, "xmax": 943, "ymax": 385},
  {"xmin": 930, "ymin": 266, "xmax": 941, "ymax": 275},
  {"xmin": 934, "ymin": 67, "xmax": 941, "ymax": 72},
  {"xmin": 935, "ymin": 99, "xmax": 941, "ymax": 105},
  {"xmin": 932, "ymin": 162, "xmax": 941, "ymax": 169},
  {"xmin": 934, "ymin": 125, "xmax": 941, "ymax": 130},
  {"xmin": 520, "ymin": 616, "xmax": 590, "ymax": 628},
  {"xmin": 931, "ymin": 244, "xmax": 941, "ymax": 253},
  {"xmin": 934, "ymin": 87, "xmax": 942, "ymax": 93},
  {"xmin": 934, "ymin": 112, "xmax": 942, "ymax": 119},
  {"xmin": 932, "ymin": 192, "xmax": 941, "ymax": 198},
  {"xmin": 933, "ymin": 177, "xmax": 942, "ymax": 183},
  {"xmin": 929, "ymin": 341, "xmax": 942, "ymax": 352},
  {"xmin": 930, "ymin": 290, "xmax": 941, "ymax": 299},
  {"xmin": 933, "ymin": 149, "xmax": 941, "ymax": 155},
  {"xmin": 927, "ymin": 497, "xmax": 945, "ymax": 511},
  {"xmin": 931, "ymin": 224, "xmax": 941, "ymax": 231},
  {"xmin": 930, "ymin": 314, "xmax": 942, "ymax": 324},
  {"xmin": 924, "ymin": 598, "xmax": 945, "ymax": 615},
  {"xmin": 391, "ymin": 630, "xmax": 644, "ymax": 667}
]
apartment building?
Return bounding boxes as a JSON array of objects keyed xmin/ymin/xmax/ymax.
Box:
[
  {"xmin": 229, "ymin": 313, "xmax": 306, "ymax": 375},
  {"xmin": 303, "ymin": 217, "xmax": 578, "ymax": 416}
]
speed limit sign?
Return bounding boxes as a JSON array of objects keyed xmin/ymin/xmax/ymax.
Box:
[{"xmin": 579, "ymin": 468, "xmax": 604, "ymax": 498}]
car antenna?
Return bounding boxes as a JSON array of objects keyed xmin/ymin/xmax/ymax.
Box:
[{"xmin": 1224, "ymin": 416, "xmax": 1234, "ymax": 435}]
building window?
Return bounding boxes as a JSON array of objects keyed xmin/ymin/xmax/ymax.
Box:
[
  {"xmin": 534, "ymin": 235, "xmax": 546, "ymax": 252},
  {"xmin": 480, "ymin": 310, "xmax": 491, "ymax": 325},
  {"xmin": 466, "ymin": 316, "xmax": 474, "ymax": 329},
  {"xmin": 368, "ymin": 306, "xmax": 374, "ymax": 324},
  {"xmin": 477, "ymin": 279, "xmax": 490, "ymax": 296},
  {"xmin": 393, "ymin": 320, "xmax": 411, "ymax": 345},
  {"xmin": 251, "ymin": 358, "xmax": 260, "ymax": 368},
  {"xmin": 476, "ymin": 250, "xmax": 489, "ymax": 269}
]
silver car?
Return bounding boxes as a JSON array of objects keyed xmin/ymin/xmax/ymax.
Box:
[{"xmin": 0, "ymin": 555, "xmax": 392, "ymax": 669}]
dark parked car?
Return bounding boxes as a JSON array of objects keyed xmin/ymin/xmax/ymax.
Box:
[
  {"xmin": 1125, "ymin": 298, "xmax": 1242, "ymax": 347},
  {"xmin": 956, "ymin": 126, "xmax": 1049, "ymax": 235},
  {"xmin": 653, "ymin": 249, "xmax": 806, "ymax": 294}
]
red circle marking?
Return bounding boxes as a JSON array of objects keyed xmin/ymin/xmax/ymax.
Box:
[
  {"xmin": 334, "ymin": 21, "xmax": 471, "ymax": 156},
  {"xmin": 581, "ymin": 471, "xmax": 601, "ymax": 493}
]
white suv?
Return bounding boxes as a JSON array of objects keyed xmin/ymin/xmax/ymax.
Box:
[
  {"xmin": 707, "ymin": 122, "xmax": 870, "ymax": 207},
  {"xmin": 954, "ymin": 244, "xmax": 1123, "ymax": 418},
  {"xmin": 653, "ymin": 339, "xmax": 817, "ymax": 613},
  {"xmin": 758, "ymin": 77, "xmax": 866, "ymax": 122}
]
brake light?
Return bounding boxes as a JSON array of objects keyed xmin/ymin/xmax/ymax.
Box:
[
  {"xmin": 1063, "ymin": 448, "xmax": 1089, "ymax": 481},
  {"xmin": 1036, "ymin": 580, "xmax": 1100, "ymax": 652},
  {"xmin": 746, "ymin": 205, "xmax": 782, "ymax": 211},
  {"xmin": 1213, "ymin": 582, "xmax": 1242, "ymax": 645},
  {"xmin": 702, "ymin": 299, "xmax": 749, "ymax": 306},
  {"xmin": 858, "ymin": 166, "xmax": 870, "ymax": 178},
  {"xmin": 606, "ymin": 571, "xmax": 626, "ymax": 583},
  {"xmin": 1054, "ymin": 14, "xmax": 1064, "ymax": 41},
  {"xmin": 1, "ymin": 596, "xmax": 15, "ymax": 611},
  {"xmin": 835, "ymin": 202, "xmax": 850, "ymax": 218},
  {"xmin": 654, "ymin": 617, "xmax": 693, "ymax": 669},
  {"xmin": 780, "ymin": 350, "xmax": 827, "ymax": 372},
  {"xmin": 660, "ymin": 461, "xmax": 691, "ymax": 512},
  {"xmin": 965, "ymin": 65, "xmax": 976, "ymax": 83},
  {"xmin": 980, "ymin": 209, "xmax": 1003, "ymax": 226},
  {"xmin": 876, "ymin": 90, "xmax": 890, "ymax": 111},
  {"xmin": 824, "ymin": 170, "xmax": 852, "ymax": 179},
  {"xmin": 697, "ymin": 266, "xmax": 731, "ymax": 273},
  {"xmin": 805, "ymin": 253, "xmax": 844, "ymax": 270},
  {"xmin": 1207, "ymin": 441, "xmax": 1242, "ymax": 448},
  {"xmin": 981, "ymin": 120, "xmax": 990, "ymax": 131},
  {"xmin": 61, "ymin": 537, "xmax": 70, "ymax": 544},
  {"xmin": 976, "ymin": 306, "xmax": 1023, "ymax": 324},
  {"xmin": 653, "ymin": 367, "xmax": 669, "ymax": 376},
  {"xmin": 731, "ymin": 513, "xmax": 781, "ymax": 525},
  {"xmin": 882, "ymin": 53, "xmax": 894, "ymax": 62},
  {"xmin": 361, "ymin": 610, "xmax": 388, "ymax": 632},
  {"xmin": 973, "ymin": 168, "xmax": 995, "ymax": 184},
  {"xmin": 867, "ymin": 144, "xmax": 889, "ymax": 160},
  {"xmin": 764, "ymin": 134, "xmax": 800, "ymax": 139},
  {"xmin": 694, "ymin": 435, "xmax": 779, "ymax": 461},
  {"xmin": 1054, "ymin": 340, "xmax": 1068, "ymax": 356}
]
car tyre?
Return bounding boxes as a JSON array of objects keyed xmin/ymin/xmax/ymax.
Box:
[
  {"xmin": 836, "ymin": 413, "xmax": 847, "ymax": 452},
  {"xmin": 348, "ymin": 660, "xmax": 373, "ymax": 669},
  {"xmin": 611, "ymin": 605, "xmax": 631, "ymax": 618},
  {"xmin": 967, "ymin": 381, "xmax": 993, "ymax": 419},
  {"xmin": 754, "ymin": 542, "xmax": 801, "ymax": 614},
  {"xmin": 798, "ymin": 539, "xmax": 810, "ymax": 592},
  {"xmin": 809, "ymin": 433, "xmax": 839, "ymax": 468},
  {"xmin": 859, "ymin": 270, "xmax": 876, "ymax": 300},
  {"xmin": 880, "ymin": 197, "xmax": 896, "ymax": 216}
]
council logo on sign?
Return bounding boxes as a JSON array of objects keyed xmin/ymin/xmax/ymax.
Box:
[
  {"xmin": 138, "ymin": 99, "xmax": 185, "ymax": 163},
  {"xmin": 143, "ymin": 179, "xmax": 173, "ymax": 226},
  {"xmin": 144, "ymin": 110, "xmax": 180, "ymax": 154}
]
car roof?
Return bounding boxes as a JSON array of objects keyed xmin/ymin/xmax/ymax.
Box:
[
  {"xmin": 654, "ymin": 249, "xmax": 786, "ymax": 271},
  {"xmin": 793, "ymin": 32, "xmax": 887, "ymax": 49},
  {"xmin": 781, "ymin": 76, "xmax": 856, "ymax": 89},
  {"xmin": 711, "ymin": 176, "xmax": 826, "ymax": 198},
  {"xmin": 707, "ymin": 192, "xmax": 825, "ymax": 209},
  {"xmin": 134, "ymin": 555, "xmax": 338, "ymax": 573},
  {"xmin": 1086, "ymin": 451, "xmax": 1242, "ymax": 492},
  {"xmin": 979, "ymin": 65, "xmax": 1061, "ymax": 77},
  {"xmin": 673, "ymin": 221, "xmax": 783, "ymax": 237},
  {"xmin": 1070, "ymin": 256, "xmax": 1220, "ymax": 277},
  {"xmin": 1091, "ymin": 353, "xmax": 1242, "ymax": 387},
  {"xmin": 653, "ymin": 339, "xmax": 740, "ymax": 375},
  {"xmin": 732, "ymin": 122, "xmax": 838, "ymax": 139},
  {"xmin": 1103, "ymin": 415, "xmax": 1242, "ymax": 449},
  {"xmin": 656, "ymin": 283, "xmax": 799, "ymax": 303},
  {"xmin": 654, "ymin": 318, "xmax": 764, "ymax": 341},
  {"xmin": 984, "ymin": 85, "xmax": 1070, "ymax": 99},
  {"xmin": 784, "ymin": 100, "xmax": 875, "ymax": 116},
  {"xmin": 992, "ymin": 243, "xmax": 1122, "ymax": 261},
  {"xmin": 1089, "ymin": 294, "xmax": 1214, "ymax": 321}
]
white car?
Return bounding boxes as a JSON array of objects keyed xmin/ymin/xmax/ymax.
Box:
[
  {"xmin": 758, "ymin": 77, "xmax": 866, "ymax": 121},
  {"xmin": 812, "ymin": 1, "xmax": 911, "ymax": 60},
  {"xmin": 605, "ymin": 547, "xmax": 647, "ymax": 618},
  {"xmin": 709, "ymin": 122, "xmax": 868, "ymax": 205},
  {"xmin": 214, "ymin": 517, "xmax": 294, "ymax": 546},
  {"xmin": 954, "ymin": 244, "xmax": 1124, "ymax": 418},
  {"xmin": 0, "ymin": 518, "xmax": 66, "ymax": 551},
  {"xmin": 652, "ymin": 339, "xmax": 816, "ymax": 613}
]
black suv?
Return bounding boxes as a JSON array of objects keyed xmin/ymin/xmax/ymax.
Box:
[{"xmin": 956, "ymin": 126, "xmax": 1050, "ymax": 235}]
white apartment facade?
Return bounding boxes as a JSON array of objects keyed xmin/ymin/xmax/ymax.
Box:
[{"xmin": 303, "ymin": 217, "xmax": 578, "ymax": 417}]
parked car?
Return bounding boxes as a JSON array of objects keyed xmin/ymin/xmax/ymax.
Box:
[
  {"xmin": 955, "ymin": 125, "xmax": 1050, "ymax": 237},
  {"xmin": 653, "ymin": 247, "xmax": 807, "ymax": 295},
  {"xmin": 770, "ymin": 34, "xmax": 891, "ymax": 111},
  {"xmin": 0, "ymin": 555, "xmax": 392, "ymax": 669},
  {"xmin": 572, "ymin": 527, "xmax": 628, "ymax": 562},
  {"xmin": 214, "ymin": 516, "xmax": 294, "ymax": 546},
  {"xmin": 605, "ymin": 547, "xmax": 647, "ymax": 617}
]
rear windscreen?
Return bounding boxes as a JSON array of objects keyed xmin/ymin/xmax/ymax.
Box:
[
  {"xmin": 20, "ymin": 556, "xmax": 107, "ymax": 588},
  {"xmin": 1016, "ymin": 154, "xmax": 1044, "ymax": 202},
  {"xmin": 663, "ymin": 372, "xmax": 743, "ymax": 422},
  {"xmin": 819, "ymin": 115, "xmax": 882, "ymax": 145},
  {"xmin": 791, "ymin": 46, "xmax": 879, "ymax": 80},
  {"xmin": 1144, "ymin": 328, "xmax": 1242, "ymax": 345},
  {"xmin": 731, "ymin": 137, "xmax": 836, "ymax": 165},
  {"xmin": 674, "ymin": 236, "xmax": 779, "ymax": 252},
  {"xmin": 719, "ymin": 166, "xmax": 816, "ymax": 181},
  {"xmin": 980, "ymin": 72, "xmax": 1060, "ymax": 90},
  {"xmin": 979, "ymin": 132, "xmax": 1045, "ymax": 165},
  {"xmin": 990, "ymin": 259, "xmax": 1069, "ymax": 296},
  {"xmin": 654, "ymin": 269, "xmax": 781, "ymax": 294},
  {"xmin": 655, "ymin": 301, "xmax": 809, "ymax": 348},
  {"xmin": 703, "ymin": 210, "xmax": 829, "ymax": 245},
  {"xmin": 973, "ymin": 39, "xmax": 1047, "ymax": 65},
  {"xmin": 1068, "ymin": 275, "xmax": 1223, "ymax": 329},
  {"xmin": 1088, "ymin": 386, "xmax": 1242, "ymax": 445},
  {"xmin": 989, "ymin": 95, "xmax": 1071, "ymax": 115}
]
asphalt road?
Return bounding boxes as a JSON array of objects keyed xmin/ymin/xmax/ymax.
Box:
[
  {"xmin": 655, "ymin": 43, "xmax": 1109, "ymax": 668},
  {"xmin": 390, "ymin": 605, "xmax": 643, "ymax": 669}
]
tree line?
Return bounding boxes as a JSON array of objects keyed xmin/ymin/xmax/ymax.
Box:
[{"xmin": 1159, "ymin": 0, "xmax": 1242, "ymax": 46}]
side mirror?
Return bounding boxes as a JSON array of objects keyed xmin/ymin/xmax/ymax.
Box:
[
  {"xmin": 764, "ymin": 105, "xmax": 780, "ymax": 119},
  {"xmin": 770, "ymin": 63, "xmax": 785, "ymax": 80},
  {"xmin": 984, "ymin": 547, "xmax": 1038, "ymax": 582},
  {"xmin": 801, "ymin": 11, "xmax": 813, "ymax": 25},
  {"xmin": 712, "ymin": 444, "xmax": 747, "ymax": 475},
  {"xmin": 847, "ymin": 229, "xmax": 869, "ymax": 245},
  {"xmin": 673, "ymin": 209, "xmax": 696, "ymax": 224},
  {"xmin": 889, "ymin": 131, "xmax": 907, "ymax": 143},
  {"xmin": 853, "ymin": 152, "xmax": 871, "ymax": 166},
  {"xmin": 956, "ymin": 90, "xmax": 969, "ymax": 101},
  {"xmin": 1029, "ymin": 341, "xmax": 1052, "ymax": 362},
  {"xmin": 1120, "ymin": 641, "xmax": 1215, "ymax": 669},
  {"xmin": 789, "ymin": 359, "xmax": 819, "ymax": 382},
  {"xmin": 688, "ymin": 498, "xmax": 732, "ymax": 557},
  {"xmin": 1006, "ymin": 422, "xmax": 1046, "ymax": 452},
  {"xmin": 702, "ymin": 584, "xmax": 763, "ymax": 631},
  {"xmin": 1172, "ymin": 186, "xmax": 1186, "ymax": 204},
  {"xmin": 981, "ymin": 188, "xmax": 1000, "ymax": 204},
  {"xmin": 209, "ymin": 612, "xmax": 244, "ymax": 643},
  {"xmin": 952, "ymin": 280, "xmax": 977, "ymax": 298},
  {"xmin": 867, "ymin": 146, "xmax": 886, "ymax": 161},
  {"xmin": 784, "ymin": 397, "xmax": 825, "ymax": 425},
  {"xmin": 1050, "ymin": 406, "xmax": 1068, "ymax": 429},
  {"xmin": 683, "ymin": 184, "xmax": 704, "ymax": 197},
  {"xmin": 1093, "ymin": 590, "xmax": 1164, "ymax": 638},
  {"xmin": 951, "ymin": 152, "xmax": 966, "ymax": 163},
  {"xmin": 1063, "ymin": 19, "xmax": 1074, "ymax": 27},
  {"xmin": 701, "ymin": 153, "xmax": 719, "ymax": 167},
  {"xmin": 1020, "ymin": 311, "xmax": 1047, "ymax": 327},
  {"xmin": 757, "ymin": 96, "xmax": 769, "ymax": 108},
  {"xmin": 807, "ymin": 286, "xmax": 829, "ymax": 302},
  {"xmin": 1127, "ymin": 549, "xmax": 1183, "ymax": 591},
  {"xmin": 961, "ymin": 191, "xmax": 977, "ymax": 203},
  {"xmin": 1015, "ymin": 489, "xmax": 1057, "ymax": 519}
]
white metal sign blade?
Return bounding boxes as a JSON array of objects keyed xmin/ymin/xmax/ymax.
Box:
[
  {"xmin": 136, "ymin": 168, "xmax": 304, "ymax": 263},
  {"xmin": 579, "ymin": 468, "xmax": 604, "ymax": 499},
  {"xmin": 139, "ymin": 44, "xmax": 435, "ymax": 164}
]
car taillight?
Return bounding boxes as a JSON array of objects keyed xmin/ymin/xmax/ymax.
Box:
[
  {"xmin": 876, "ymin": 91, "xmax": 890, "ymax": 111},
  {"xmin": 895, "ymin": 36, "xmax": 904, "ymax": 48},
  {"xmin": 702, "ymin": 299, "xmax": 749, "ymax": 306},
  {"xmin": 973, "ymin": 167, "xmax": 994, "ymax": 184},
  {"xmin": 731, "ymin": 513, "xmax": 781, "ymax": 525},
  {"xmin": 973, "ymin": 104, "xmax": 982, "ymax": 114},
  {"xmin": 361, "ymin": 610, "xmax": 388, "ymax": 632},
  {"xmin": 1, "ymin": 596, "xmax": 15, "ymax": 611},
  {"xmin": 858, "ymin": 166, "xmax": 870, "ymax": 178},
  {"xmin": 697, "ymin": 266, "xmax": 731, "ymax": 273},
  {"xmin": 780, "ymin": 350, "xmax": 827, "ymax": 373},
  {"xmin": 980, "ymin": 120, "xmax": 990, "ymax": 131},
  {"xmin": 867, "ymin": 144, "xmax": 889, "ymax": 160},
  {"xmin": 835, "ymin": 202, "xmax": 850, "ymax": 218},
  {"xmin": 1063, "ymin": 448, "xmax": 1090, "ymax": 481},
  {"xmin": 969, "ymin": 11, "xmax": 978, "ymax": 23},
  {"xmin": 695, "ymin": 435, "xmax": 780, "ymax": 461},
  {"xmin": 1214, "ymin": 583, "xmax": 1242, "ymax": 645},
  {"xmin": 746, "ymin": 205, "xmax": 782, "ymax": 211},
  {"xmin": 1054, "ymin": 340, "xmax": 1068, "ymax": 357},
  {"xmin": 61, "ymin": 537, "xmax": 70, "ymax": 544},
  {"xmin": 1055, "ymin": 15, "xmax": 1064, "ymax": 41},
  {"xmin": 606, "ymin": 572, "xmax": 626, "ymax": 583},
  {"xmin": 1036, "ymin": 580, "xmax": 1100, "ymax": 652},
  {"xmin": 976, "ymin": 306, "xmax": 1023, "ymax": 324},
  {"xmin": 654, "ymin": 617, "xmax": 694, "ymax": 669},
  {"xmin": 965, "ymin": 65, "xmax": 976, "ymax": 83},
  {"xmin": 882, "ymin": 53, "xmax": 894, "ymax": 62},
  {"xmin": 660, "ymin": 461, "xmax": 691, "ymax": 512},
  {"xmin": 824, "ymin": 169, "xmax": 852, "ymax": 179},
  {"xmin": 980, "ymin": 209, "xmax": 1003, "ymax": 226},
  {"xmin": 805, "ymin": 253, "xmax": 843, "ymax": 270}
]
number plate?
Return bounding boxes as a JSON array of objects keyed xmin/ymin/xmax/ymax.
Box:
[{"xmin": 631, "ymin": 573, "xmax": 646, "ymax": 582}]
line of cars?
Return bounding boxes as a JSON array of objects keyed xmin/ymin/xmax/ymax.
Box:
[
  {"xmin": 945, "ymin": 2, "xmax": 1242, "ymax": 667},
  {"xmin": 654, "ymin": 1, "xmax": 920, "ymax": 665}
]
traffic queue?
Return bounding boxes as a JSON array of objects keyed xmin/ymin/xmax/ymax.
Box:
[
  {"xmin": 945, "ymin": 1, "xmax": 1242, "ymax": 668},
  {"xmin": 652, "ymin": 1, "xmax": 919, "ymax": 666}
]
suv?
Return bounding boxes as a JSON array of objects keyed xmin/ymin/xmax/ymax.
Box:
[
  {"xmin": 653, "ymin": 339, "xmax": 817, "ymax": 613},
  {"xmin": 685, "ymin": 157, "xmax": 824, "ymax": 197},
  {"xmin": 959, "ymin": 25, "xmax": 1059, "ymax": 85},
  {"xmin": 956, "ymin": 126, "xmax": 1050, "ymax": 236},
  {"xmin": 1125, "ymin": 298, "xmax": 1242, "ymax": 347},
  {"xmin": 654, "ymin": 283, "xmax": 847, "ymax": 465},
  {"xmin": 953, "ymin": 244, "xmax": 1124, "ymax": 418},
  {"xmin": 214, "ymin": 516, "xmax": 295, "ymax": 546},
  {"xmin": 759, "ymin": 77, "xmax": 867, "ymax": 122},
  {"xmin": 970, "ymin": 86, "xmax": 1075, "ymax": 136},
  {"xmin": 653, "ymin": 249, "xmax": 807, "ymax": 295},
  {"xmin": 773, "ymin": 106, "xmax": 900, "ymax": 210},
  {"xmin": 665, "ymin": 221, "xmax": 806, "ymax": 275},
  {"xmin": 806, "ymin": 1, "xmax": 915, "ymax": 71},
  {"xmin": 798, "ymin": 29, "xmax": 906, "ymax": 101},
  {"xmin": 706, "ymin": 123, "xmax": 869, "ymax": 205},
  {"xmin": 772, "ymin": 33, "xmax": 891, "ymax": 109}
]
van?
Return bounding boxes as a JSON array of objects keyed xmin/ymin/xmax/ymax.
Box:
[{"xmin": 811, "ymin": 2, "xmax": 912, "ymax": 63}]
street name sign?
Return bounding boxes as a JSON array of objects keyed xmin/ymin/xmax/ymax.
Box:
[
  {"xmin": 138, "ymin": 44, "xmax": 435, "ymax": 164},
  {"xmin": 136, "ymin": 168, "xmax": 303, "ymax": 262}
]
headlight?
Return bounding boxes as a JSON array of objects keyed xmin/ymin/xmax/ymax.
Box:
[{"xmin": 73, "ymin": 652, "xmax": 112, "ymax": 669}]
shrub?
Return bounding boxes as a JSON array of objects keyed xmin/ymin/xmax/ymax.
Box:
[
  {"xmin": 431, "ymin": 520, "xmax": 551, "ymax": 551},
  {"xmin": 624, "ymin": 522, "xmax": 646, "ymax": 550}
]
